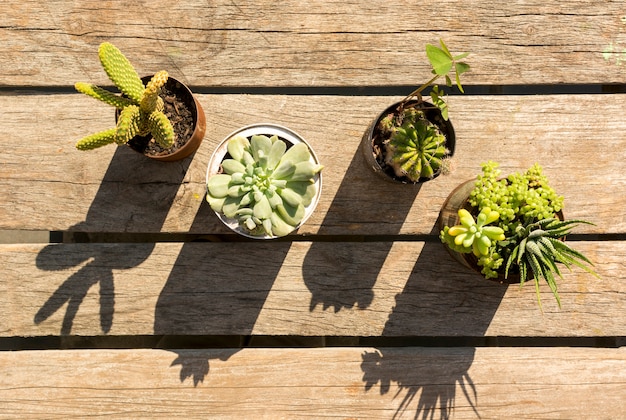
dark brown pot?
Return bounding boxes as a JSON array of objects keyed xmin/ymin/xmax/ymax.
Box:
[
  {"xmin": 361, "ymin": 99, "xmax": 455, "ymax": 184},
  {"xmin": 119, "ymin": 75, "xmax": 206, "ymax": 162}
]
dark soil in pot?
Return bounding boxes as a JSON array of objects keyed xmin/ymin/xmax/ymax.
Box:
[
  {"xmin": 362, "ymin": 99, "xmax": 455, "ymax": 184},
  {"xmin": 122, "ymin": 76, "xmax": 205, "ymax": 161}
]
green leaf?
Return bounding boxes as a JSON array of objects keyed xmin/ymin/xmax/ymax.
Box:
[
  {"xmin": 98, "ymin": 42, "xmax": 144, "ymax": 103},
  {"xmin": 276, "ymin": 201, "xmax": 305, "ymax": 226},
  {"xmin": 438, "ymin": 39, "xmax": 454, "ymax": 59},
  {"xmin": 253, "ymin": 194, "xmax": 272, "ymax": 219},
  {"xmin": 206, "ymin": 194, "xmax": 226, "ymax": 213},
  {"xmin": 426, "ymin": 44, "xmax": 454, "ymax": 76},
  {"xmin": 278, "ymin": 187, "xmax": 304, "ymax": 207},
  {"xmin": 270, "ymin": 212, "xmax": 296, "ymax": 237},
  {"xmin": 227, "ymin": 136, "xmax": 250, "ymax": 162},
  {"xmin": 207, "ymin": 174, "xmax": 232, "ymax": 198},
  {"xmin": 290, "ymin": 161, "xmax": 323, "ymax": 181},
  {"xmin": 221, "ymin": 159, "xmax": 247, "ymax": 175},
  {"xmin": 280, "ymin": 143, "xmax": 312, "ymax": 165},
  {"xmin": 455, "ymin": 61, "xmax": 471, "ymax": 75},
  {"xmin": 267, "ymin": 139, "xmax": 287, "ymax": 169},
  {"xmin": 75, "ymin": 82, "xmax": 135, "ymax": 108},
  {"xmin": 250, "ymin": 135, "xmax": 273, "ymax": 161},
  {"xmin": 75, "ymin": 128, "xmax": 118, "ymax": 150},
  {"xmin": 453, "ymin": 52, "xmax": 470, "ymax": 60}
]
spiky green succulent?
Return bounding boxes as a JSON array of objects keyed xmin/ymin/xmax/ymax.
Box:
[
  {"xmin": 207, "ymin": 134, "xmax": 323, "ymax": 237},
  {"xmin": 440, "ymin": 207, "xmax": 506, "ymax": 256},
  {"xmin": 382, "ymin": 108, "xmax": 449, "ymax": 182},
  {"xmin": 504, "ymin": 218, "xmax": 598, "ymax": 309},
  {"xmin": 75, "ymin": 42, "xmax": 174, "ymax": 150}
]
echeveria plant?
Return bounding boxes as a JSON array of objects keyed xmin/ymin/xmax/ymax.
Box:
[
  {"xmin": 207, "ymin": 134, "xmax": 323, "ymax": 237},
  {"xmin": 75, "ymin": 42, "xmax": 175, "ymax": 150},
  {"xmin": 440, "ymin": 207, "xmax": 505, "ymax": 257}
]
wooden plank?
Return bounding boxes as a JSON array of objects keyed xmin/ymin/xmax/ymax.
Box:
[
  {"xmin": 0, "ymin": 347, "xmax": 624, "ymax": 419},
  {"xmin": 1, "ymin": 93, "xmax": 625, "ymax": 235},
  {"xmin": 1, "ymin": 241, "xmax": 623, "ymax": 337},
  {"xmin": 2, "ymin": 0, "xmax": 626, "ymax": 87}
]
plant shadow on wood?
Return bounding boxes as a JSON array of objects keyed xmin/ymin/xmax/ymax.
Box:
[
  {"xmin": 34, "ymin": 147, "xmax": 191, "ymax": 334},
  {"xmin": 302, "ymin": 148, "xmax": 422, "ymax": 312},
  {"xmin": 154, "ymin": 199, "xmax": 291, "ymax": 385},
  {"xmin": 361, "ymin": 240, "xmax": 508, "ymax": 419}
]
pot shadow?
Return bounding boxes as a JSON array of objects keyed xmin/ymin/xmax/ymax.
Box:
[
  {"xmin": 302, "ymin": 148, "xmax": 422, "ymax": 312},
  {"xmin": 361, "ymin": 240, "xmax": 509, "ymax": 419},
  {"xmin": 35, "ymin": 146, "xmax": 191, "ymax": 334},
  {"xmin": 154, "ymin": 199, "xmax": 292, "ymax": 385}
]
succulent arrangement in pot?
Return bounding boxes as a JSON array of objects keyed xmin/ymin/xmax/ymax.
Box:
[
  {"xmin": 74, "ymin": 42, "xmax": 206, "ymax": 161},
  {"xmin": 206, "ymin": 124, "xmax": 323, "ymax": 239},
  {"xmin": 439, "ymin": 161, "xmax": 598, "ymax": 308},
  {"xmin": 362, "ymin": 39, "xmax": 470, "ymax": 183}
]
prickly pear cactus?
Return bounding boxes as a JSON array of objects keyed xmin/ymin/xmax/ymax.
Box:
[
  {"xmin": 75, "ymin": 42, "xmax": 175, "ymax": 151},
  {"xmin": 383, "ymin": 108, "xmax": 449, "ymax": 182}
]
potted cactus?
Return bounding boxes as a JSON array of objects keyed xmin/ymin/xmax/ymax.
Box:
[
  {"xmin": 361, "ymin": 39, "xmax": 470, "ymax": 183},
  {"xmin": 206, "ymin": 124, "xmax": 323, "ymax": 238},
  {"xmin": 74, "ymin": 42, "xmax": 206, "ymax": 161},
  {"xmin": 439, "ymin": 161, "xmax": 598, "ymax": 308}
]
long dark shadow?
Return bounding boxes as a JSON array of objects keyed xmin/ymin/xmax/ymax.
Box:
[
  {"xmin": 301, "ymin": 143, "xmax": 422, "ymax": 312},
  {"xmin": 35, "ymin": 146, "xmax": 191, "ymax": 334},
  {"xmin": 154, "ymin": 199, "xmax": 293, "ymax": 385},
  {"xmin": 361, "ymin": 240, "xmax": 508, "ymax": 419}
]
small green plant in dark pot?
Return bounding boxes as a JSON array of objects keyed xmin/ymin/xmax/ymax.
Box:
[
  {"xmin": 439, "ymin": 161, "xmax": 598, "ymax": 309},
  {"xmin": 362, "ymin": 39, "xmax": 470, "ymax": 184}
]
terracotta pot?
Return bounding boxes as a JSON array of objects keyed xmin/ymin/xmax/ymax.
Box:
[
  {"xmin": 206, "ymin": 123, "xmax": 323, "ymax": 239},
  {"xmin": 361, "ymin": 99, "xmax": 455, "ymax": 184},
  {"xmin": 120, "ymin": 75, "xmax": 206, "ymax": 162}
]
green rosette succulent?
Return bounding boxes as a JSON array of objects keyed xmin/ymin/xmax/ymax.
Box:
[
  {"xmin": 440, "ymin": 207, "xmax": 505, "ymax": 257},
  {"xmin": 207, "ymin": 134, "xmax": 323, "ymax": 237},
  {"xmin": 383, "ymin": 108, "xmax": 449, "ymax": 181},
  {"xmin": 75, "ymin": 42, "xmax": 174, "ymax": 150}
]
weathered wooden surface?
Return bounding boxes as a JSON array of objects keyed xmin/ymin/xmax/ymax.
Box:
[
  {"xmin": 1, "ymin": 94, "xmax": 625, "ymax": 235},
  {"xmin": 3, "ymin": 1, "xmax": 626, "ymax": 86},
  {"xmin": 1, "ymin": 241, "xmax": 622, "ymax": 337},
  {"xmin": 0, "ymin": 347, "xmax": 624, "ymax": 419}
]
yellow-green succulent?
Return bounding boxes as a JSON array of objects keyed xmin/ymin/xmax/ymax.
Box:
[{"xmin": 75, "ymin": 42, "xmax": 174, "ymax": 151}]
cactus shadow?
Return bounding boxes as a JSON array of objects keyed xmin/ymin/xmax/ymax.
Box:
[
  {"xmin": 302, "ymin": 145, "xmax": 422, "ymax": 312},
  {"xmin": 361, "ymin": 239, "xmax": 509, "ymax": 419},
  {"xmin": 154, "ymin": 199, "xmax": 291, "ymax": 385},
  {"xmin": 35, "ymin": 146, "xmax": 191, "ymax": 334}
]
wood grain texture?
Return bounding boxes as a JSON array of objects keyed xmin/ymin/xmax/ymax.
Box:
[
  {"xmin": 1, "ymin": 93, "xmax": 625, "ymax": 235},
  {"xmin": 2, "ymin": 0, "xmax": 626, "ymax": 87},
  {"xmin": 1, "ymin": 241, "xmax": 622, "ymax": 337},
  {"xmin": 0, "ymin": 347, "xmax": 624, "ymax": 419}
]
